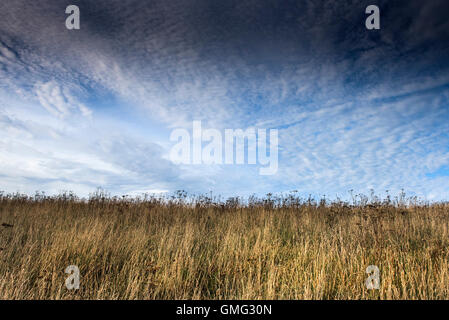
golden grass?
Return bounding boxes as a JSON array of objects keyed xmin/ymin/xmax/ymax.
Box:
[{"xmin": 0, "ymin": 192, "xmax": 448, "ymax": 299}]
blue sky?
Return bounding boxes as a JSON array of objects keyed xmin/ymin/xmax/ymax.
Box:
[{"xmin": 0, "ymin": 0, "xmax": 449, "ymax": 200}]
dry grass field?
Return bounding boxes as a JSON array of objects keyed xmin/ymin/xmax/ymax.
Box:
[{"xmin": 0, "ymin": 191, "xmax": 448, "ymax": 300}]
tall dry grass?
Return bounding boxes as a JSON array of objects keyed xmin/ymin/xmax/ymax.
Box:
[{"xmin": 0, "ymin": 191, "xmax": 448, "ymax": 299}]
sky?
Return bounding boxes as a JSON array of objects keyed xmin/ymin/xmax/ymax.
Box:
[{"xmin": 0, "ymin": 0, "xmax": 449, "ymax": 200}]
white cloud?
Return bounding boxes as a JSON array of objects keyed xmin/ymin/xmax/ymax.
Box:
[{"xmin": 34, "ymin": 81, "xmax": 92, "ymax": 118}]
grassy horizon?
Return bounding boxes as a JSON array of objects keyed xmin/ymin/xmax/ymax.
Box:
[{"xmin": 0, "ymin": 191, "xmax": 448, "ymax": 299}]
